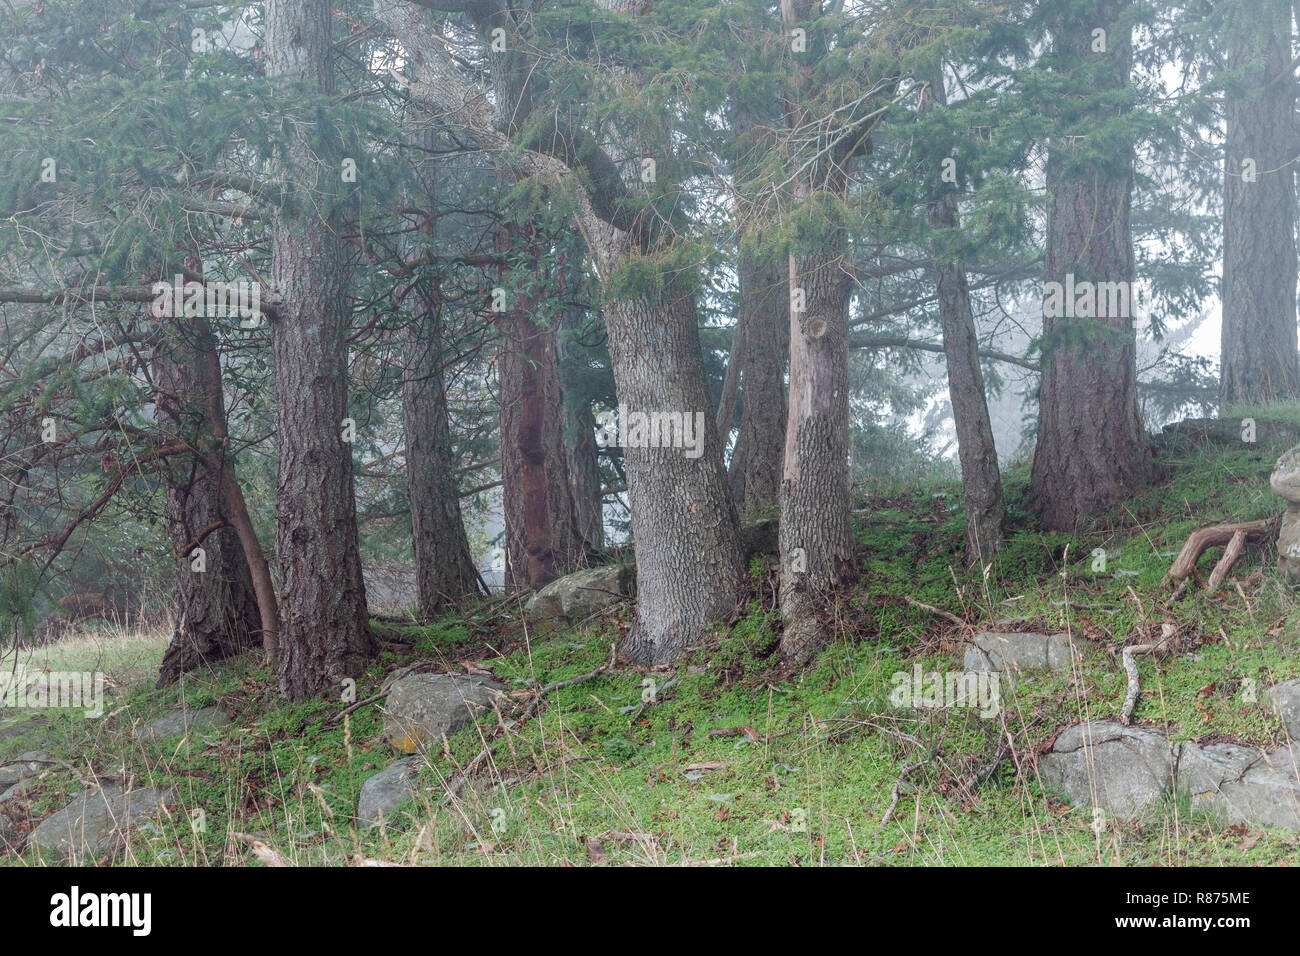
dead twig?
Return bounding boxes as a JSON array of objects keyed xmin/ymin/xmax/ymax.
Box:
[{"xmin": 903, "ymin": 595, "xmax": 966, "ymax": 628}]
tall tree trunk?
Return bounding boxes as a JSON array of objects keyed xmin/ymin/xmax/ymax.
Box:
[
  {"xmin": 154, "ymin": 314, "xmax": 261, "ymax": 686},
  {"xmin": 266, "ymin": 0, "xmax": 372, "ymax": 699},
  {"xmin": 496, "ymin": 228, "xmax": 583, "ymax": 589},
  {"xmin": 405, "ymin": 287, "xmax": 482, "ymax": 615},
  {"xmin": 777, "ymin": 0, "xmax": 856, "ymax": 663},
  {"xmin": 729, "ymin": 242, "xmax": 787, "ymax": 515},
  {"xmin": 779, "ymin": 241, "xmax": 856, "ymax": 663},
  {"xmin": 1220, "ymin": 0, "xmax": 1299, "ymax": 406},
  {"xmin": 607, "ymin": 287, "xmax": 743, "ymax": 664},
  {"xmin": 1029, "ymin": 0, "xmax": 1153, "ymax": 532},
  {"xmin": 925, "ymin": 68, "xmax": 1005, "ymax": 564}
]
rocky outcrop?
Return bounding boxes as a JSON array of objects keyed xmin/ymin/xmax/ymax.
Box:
[
  {"xmin": 963, "ymin": 632, "xmax": 1077, "ymax": 676},
  {"xmin": 1038, "ymin": 720, "xmax": 1300, "ymax": 829}
]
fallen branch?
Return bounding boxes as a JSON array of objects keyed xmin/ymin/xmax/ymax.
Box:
[
  {"xmin": 1167, "ymin": 519, "xmax": 1273, "ymax": 583},
  {"xmin": 1120, "ymin": 644, "xmax": 1155, "ymax": 726},
  {"xmin": 1205, "ymin": 529, "xmax": 1247, "ymax": 594},
  {"xmin": 882, "ymin": 760, "xmax": 925, "ymax": 824}
]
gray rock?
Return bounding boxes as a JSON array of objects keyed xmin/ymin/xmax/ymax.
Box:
[
  {"xmin": 135, "ymin": 707, "xmax": 230, "ymax": 743},
  {"xmin": 0, "ymin": 812, "xmax": 15, "ymax": 849},
  {"xmin": 963, "ymin": 632, "xmax": 1077, "ymax": 676},
  {"xmin": 0, "ymin": 750, "xmax": 49, "ymax": 795},
  {"xmin": 383, "ymin": 673, "xmax": 506, "ymax": 754},
  {"xmin": 1037, "ymin": 721, "xmax": 1176, "ymax": 817},
  {"xmin": 357, "ymin": 758, "xmax": 418, "ymax": 827},
  {"xmin": 1278, "ymin": 504, "xmax": 1300, "ymax": 584},
  {"xmin": 1273, "ymin": 445, "xmax": 1300, "ymax": 503},
  {"xmin": 1263, "ymin": 678, "xmax": 1300, "ymax": 739},
  {"xmin": 525, "ymin": 565, "xmax": 631, "ymax": 622},
  {"xmin": 27, "ymin": 784, "xmax": 172, "ymax": 863},
  {"xmin": 1208, "ymin": 745, "xmax": 1300, "ymax": 830}
]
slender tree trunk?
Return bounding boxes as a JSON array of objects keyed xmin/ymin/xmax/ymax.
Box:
[
  {"xmin": 606, "ymin": 287, "xmax": 743, "ymax": 664},
  {"xmin": 779, "ymin": 242, "xmax": 856, "ymax": 663},
  {"xmin": 777, "ymin": 0, "xmax": 856, "ymax": 663},
  {"xmin": 154, "ymin": 315, "xmax": 261, "ymax": 686},
  {"xmin": 729, "ymin": 242, "xmax": 787, "ymax": 515},
  {"xmin": 496, "ymin": 228, "xmax": 583, "ymax": 589},
  {"xmin": 925, "ymin": 68, "xmax": 1005, "ymax": 564},
  {"xmin": 267, "ymin": 0, "xmax": 372, "ymax": 699},
  {"xmin": 1220, "ymin": 0, "xmax": 1299, "ymax": 406},
  {"xmin": 1029, "ymin": 0, "xmax": 1153, "ymax": 532},
  {"xmin": 405, "ymin": 287, "xmax": 482, "ymax": 615},
  {"xmin": 563, "ymin": 398, "xmax": 604, "ymax": 551}
]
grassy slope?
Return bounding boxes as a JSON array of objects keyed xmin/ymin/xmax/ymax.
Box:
[{"xmin": 4, "ymin": 418, "xmax": 1300, "ymax": 866}]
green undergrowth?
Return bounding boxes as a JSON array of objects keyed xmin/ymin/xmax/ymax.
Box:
[{"xmin": 3, "ymin": 427, "xmax": 1300, "ymax": 865}]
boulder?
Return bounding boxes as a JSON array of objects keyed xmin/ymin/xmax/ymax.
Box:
[
  {"xmin": 27, "ymin": 784, "xmax": 172, "ymax": 863},
  {"xmin": 135, "ymin": 707, "xmax": 230, "ymax": 743},
  {"xmin": 0, "ymin": 750, "xmax": 48, "ymax": 792},
  {"xmin": 382, "ymin": 673, "xmax": 506, "ymax": 754},
  {"xmin": 526, "ymin": 565, "xmax": 631, "ymax": 622},
  {"xmin": 963, "ymin": 632, "xmax": 1076, "ymax": 676},
  {"xmin": 1037, "ymin": 721, "xmax": 1176, "ymax": 817},
  {"xmin": 357, "ymin": 758, "xmax": 418, "ymax": 827},
  {"xmin": 0, "ymin": 811, "xmax": 15, "ymax": 849}
]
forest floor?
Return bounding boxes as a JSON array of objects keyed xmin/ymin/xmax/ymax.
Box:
[{"xmin": 4, "ymin": 410, "xmax": 1300, "ymax": 866}]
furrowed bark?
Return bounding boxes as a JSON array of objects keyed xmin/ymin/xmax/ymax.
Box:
[
  {"xmin": 267, "ymin": 0, "xmax": 372, "ymax": 699},
  {"xmin": 154, "ymin": 314, "xmax": 261, "ymax": 686},
  {"xmin": 405, "ymin": 287, "xmax": 483, "ymax": 614},
  {"xmin": 925, "ymin": 67, "xmax": 1005, "ymax": 565},
  {"xmin": 1220, "ymin": 0, "xmax": 1299, "ymax": 406},
  {"xmin": 1029, "ymin": 0, "xmax": 1153, "ymax": 531}
]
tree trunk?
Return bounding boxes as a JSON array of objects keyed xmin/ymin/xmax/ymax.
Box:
[
  {"xmin": 729, "ymin": 242, "xmax": 787, "ymax": 515},
  {"xmin": 925, "ymin": 68, "xmax": 1005, "ymax": 564},
  {"xmin": 1029, "ymin": 0, "xmax": 1153, "ymax": 532},
  {"xmin": 779, "ymin": 243, "xmax": 856, "ymax": 663},
  {"xmin": 154, "ymin": 315, "xmax": 261, "ymax": 686},
  {"xmin": 563, "ymin": 398, "xmax": 604, "ymax": 551},
  {"xmin": 777, "ymin": 0, "xmax": 856, "ymax": 663},
  {"xmin": 496, "ymin": 228, "xmax": 583, "ymax": 590},
  {"xmin": 405, "ymin": 287, "xmax": 482, "ymax": 615},
  {"xmin": 267, "ymin": 0, "xmax": 372, "ymax": 699},
  {"xmin": 606, "ymin": 288, "xmax": 743, "ymax": 664},
  {"xmin": 1220, "ymin": 0, "xmax": 1299, "ymax": 407}
]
